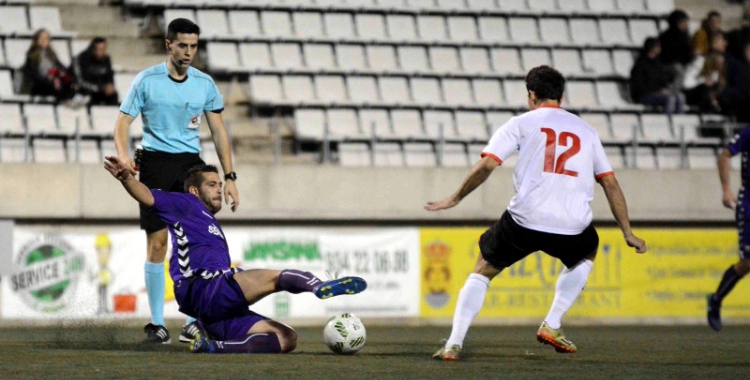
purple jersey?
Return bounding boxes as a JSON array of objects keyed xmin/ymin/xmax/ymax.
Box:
[
  {"xmin": 727, "ymin": 126, "xmax": 750, "ymax": 194},
  {"xmin": 151, "ymin": 190, "xmax": 231, "ymax": 282}
]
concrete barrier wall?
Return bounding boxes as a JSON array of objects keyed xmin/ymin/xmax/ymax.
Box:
[{"xmin": 0, "ymin": 163, "xmax": 736, "ymax": 222}]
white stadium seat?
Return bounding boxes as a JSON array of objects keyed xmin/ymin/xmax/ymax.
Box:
[
  {"xmin": 460, "ymin": 48, "xmax": 492, "ymax": 75},
  {"xmin": 587, "ymin": 0, "xmax": 617, "ymax": 14},
  {"xmin": 629, "ymin": 19, "xmax": 659, "ymax": 47},
  {"xmin": 448, "ymin": 17, "xmax": 478, "ymax": 43},
  {"xmin": 552, "ymin": 49, "xmax": 584, "ymax": 76},
  {"xmin": 336, "ymin": 45, "xmax": 367, "ymax": 71},
  {"xmin": 386, "ymin": 15, "xmax": 419, "ymax": 42},
  {"xmin": 261, "ymin": 11, "xmax": 293, "ymax": 38},
  {"xmin": 503, "ymin": 80, "xmax": 528, "ymax": 107},
  {"xmin": 374, "ymin": 142, "xmax": 404, "ymax": 167},
  {"xmin": 656, "ymin": 147, "xmax": 683, "ymax": 169},
  {"xmin": 29, "ymin": 6, "xmax": 64, "ymax": 34},
  {"xmin": 605, "ymin": 146, "xmax": 625, "ymax": 169},
  {"xmin": 324, "ymin": 13, "xmax": 355, "ymax": 40},
  {"xmin": 439, "ymin": 143, "xmax": 469, "ymax": 167},
  {"xmin": 521, "ymin": 48, "xmax": 551, "ymax": 72},
  {"xmin": 508, "ymin": 18, "xmax": 540, "ymax": 45},
  {"xmin": 417, "ymin": 15, "xmax": 448, "ymax": 42},
  {"xmin": 472, "ymin": 79, "xmax": 504, "ymax": 107},
  {"xmin": 4, "ymin": 39, "xmax": 30, "ymax": 69},
  {"xmin": 410, "ymin": 77, "xmax": 442, "ymax": 106},
  {"xmin": 24, "ymin": 104, "xmax": 58, "ymax": 135},
  {"xmin": 249, "ymin": 75, "xmax": 284, "ymax": 103},
  {"xmin": 478, "ymin": 17, "xmax": 509, "ymax": 43},
  {"xmin": 626, "ymin": 146, "xmax": 656, "ymax": 169},
  {"xmin": 456, "ymin": 111, "xmax": 488, "ymax": 141},
  {"xmin": 581, "ymin": 113, "xmax": 614, "ymax": 143},
  {"xmin": 430, "ymin": 47, "xmax": 461, "ymax": 74},
  {"xmin": 366, "ymin": 45, "xmax": 398, "ymax": 72},
  {"xmin": 229, "ymin": 11, "xmax": 260, "ymax": 38},
  {"xmin": 612, "ymin": 50, "xmax": 635, "ymax": 77},
  {"xmin": 89, "ymin": 106, "xmax": 121, "ymax": 137},
  {"xmin": 398, "ymin": 46, "xmax": 430, "ymax": 73},
  {"xmin": 293, "ymin": 12, "xmax": 324, "ymax": 39},
  {"xmin": 378, "ymin": 77, "xmax": 411, "ymax": 105},
  {"xmin": 241, "ymin": 43, "xmax": 272, "ymax": 70},
  {"xmin": 359, "ymin": 109, "xmax": 392, "ymax": 138},
  {"xmin": 283, "ymin": 75, "xmax": 316, "ymax": 104},
  {"xmin": 424, "ymin": 110, "xmax": 458, "ymax": 141},
  {"xmin": 67, "ymin": 139, "xmax": 100, "ymax": 164},
  {"xmin": 582, "ymin": 50, "xmax": 614, "ymax": 75},
  {"xmin": 57, "ymin": 106, "xmax": 91, "ymax": 136},
  {"xmin": 164, "ymin": 9, "xmax": 196, "ymax": 25},
  {"xmin": 32, "ymin": 138, "xmax": 66, "ymax": 163},
  {"xmin": 688, "ymin": 147, "xmax": 717, "ymax": 169},
  {"xmin": 346, "ymin": 76, "xmax": 379, "ymax": 105},
  {"xmin": 499, "ymin": 0, "xmax": 528, "ymax": 12},
  {"xmin": 0, "ymin": 103, "xmax": 25, "ymax": 135},
  {"xmin": 327, "ymin": 109, "xmax": 362, "ymax": 139},
  {"xmin": 304, "ymin": 44, "xmax": 335, "ymax": 70},
  {"xmin": 610, "ymin": 113, "xmax": 642, "ymax": 143},
  {"xmin": 566, "ymin": 81, "xmax": 598, "ymax": 109},
  {"xmin": 294, "ymin": 109, "xmax": 326, "ymax": 140},
  {"xmin": 442, "ymin": 79, "xmax": 473, "ymax": 107},
  {"xmin": 599, "ymin": 19, "xmax": 631, "ymax": 46},
  {"xmin": 490, "ymin": 48, "xmax": 522, "ymax": 75},
  {"xmin": 339, "ymin": 142, "xmax": 371, "ymax": 166},
  {"xmin": 0, "ymin": 138, "xmax": 28, "ymax": 163},
  {"xmin": 0, "ymin": 6, "xmax": 30, "ymax": 35},
  {"xmin": 356, "ymin": 14, "xmax": 387, "ymax": 42},
  {"xmin": 197, "ymin": 10, "xmax": 230, "ymax": 39},
  {"xmin": 570, "ymin": 19, "xmax": 601, "ymax": 46},
  {"xmin": 272, "ymin": 43, "xmax": 304, "ymax": 70},
  {"xmin": 315, "ymin": 75, "xmax": 348, "ymax": 104},
  {"xmin": 206, "ymin": 42, "xmax": 241, "ymax": 72},
  {"xmin": 404, "ymin": 142, "xmax": 436, "ymax": 167},
  {"xmin": 539, "ymin": 18, "xmax": 571, "ymax": 45},
  {"xmin": 640, "ymin": 114, "xmax": 676, "ymax": 144}
]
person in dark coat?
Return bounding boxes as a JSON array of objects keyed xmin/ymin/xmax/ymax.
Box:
[
  {"xmin": 630, "ymin": 37, "xmax": 686, "ymax": 114},
  {"xmin": 71, "ymin": 37, "xmax": 118, "ymax": 106}
]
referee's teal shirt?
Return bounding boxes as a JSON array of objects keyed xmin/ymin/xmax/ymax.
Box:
[{"xmin": 120, "ymin": 62, "xmax": 224, "ymax": 154}]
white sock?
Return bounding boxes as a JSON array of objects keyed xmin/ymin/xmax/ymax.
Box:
[
  {"xmin": 446, "ymin": 273, "xmax": 490, "ymax": 349},
  {"xmin": 544, "ymin": 259, "xmax": 593, "ymax": 330}
]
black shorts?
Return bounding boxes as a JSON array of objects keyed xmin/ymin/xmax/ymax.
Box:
[
  {"xmin": 479, "ymin": 211, "xmax": 599, "ymax": 269},
  {"xmin": 138, "ymin": 150, "xmax": 205, "ymax": 233}
]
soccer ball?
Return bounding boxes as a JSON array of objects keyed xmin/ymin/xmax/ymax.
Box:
[{"xmin": 323, "ymin": 313, "xmax": 366, "ymax": 354}]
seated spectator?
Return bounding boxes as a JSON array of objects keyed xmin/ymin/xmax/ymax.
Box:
[
  {"xmin": 683, "ymin": 52, "xmax": 725, "ymax": 112},
  {"xmin": 630, "ymin": 37, "xmax": 686, "ymax": 115},
  {"xmin": 21, "ymin": 28, "xmax": 75, "ymax": 102},
  {"xmin": 692, "ymin": 10, "xmax": 723, "ymax": 56},
  {"xmin": 720, "ymin": 42, "xmax": 750, "ymax": 122},
  {"xmin": 659, "ymin": 10, "xmax": 694, "ymax": 92},
  {"xmin": 71, "ymin": 37, "xmax": 118, "ymax": 106}
]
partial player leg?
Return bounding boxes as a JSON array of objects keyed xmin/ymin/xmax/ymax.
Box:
[
  {"xmin": 434, "ymin": 255, "xmax": 500, "ymax": 361},
  {"xmin": 232, "ymin": 269, "xmax": 366, "ymax": 305},
  {"xmin": 191, "ymin": 320, "xmax": 297, "ymax": 354},
  {"xmin": 179, "ymin": 316, "xmax": 203, "ymax": 343},
  {"xmin": 708, "ymin": 259, "xmax": 750, "ymax": 331},
  {"xmin": 143, "ymin": 228, "xmax": 169, "ymax": 344}
]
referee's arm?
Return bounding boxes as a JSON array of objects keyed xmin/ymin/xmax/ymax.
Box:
[
  {"xmin": 114, "ymin": 112, "xmax": 138, "ymax": 175},
  {"xmin": 205, "ymin": 110, "xmax": 240, "ymax": 212}
]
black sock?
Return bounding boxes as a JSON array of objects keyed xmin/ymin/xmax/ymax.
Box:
[{"xmin": 713, "ymin": 265, "xmax": 743, "ymax": 303}]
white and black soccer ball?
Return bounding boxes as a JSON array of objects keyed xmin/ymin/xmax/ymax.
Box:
[{"xmin": 323, "ymin": 313, "xmax": 366, "ymax": 355}]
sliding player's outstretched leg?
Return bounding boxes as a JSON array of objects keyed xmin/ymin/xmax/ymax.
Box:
[
  {"xmin": 313, "ymin": 276, "xmax": 367, "ymax": 299},
  {"xmin": 273, "ymin": 269, "xmax": 367, "ymax": 299}
]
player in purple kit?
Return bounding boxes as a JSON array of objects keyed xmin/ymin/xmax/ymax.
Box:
[
  {"xmin": 104, "ymin": 156, "xmax": 367, "ymax": 353},
  {"xmin": 709, "ymin": 126, "xmax": 750, "ymax": 331}
]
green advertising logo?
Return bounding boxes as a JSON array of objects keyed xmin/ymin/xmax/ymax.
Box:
[
  {"xmin": 11, "ymin": 235, "xmax": 86, "ymax": 313},
  {"xmin": 244, "ymin": 241, "xmax": 321, "ymax": 261}
]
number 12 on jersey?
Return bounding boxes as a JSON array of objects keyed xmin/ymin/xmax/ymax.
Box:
[{"xmin": 541, "ymin": 128, "xmax": 580, "ymax": 177}]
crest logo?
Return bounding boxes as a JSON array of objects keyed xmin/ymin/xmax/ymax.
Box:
[{"xmin": 423, "ymin": 240, "xmax": 452, "ymax": 309}]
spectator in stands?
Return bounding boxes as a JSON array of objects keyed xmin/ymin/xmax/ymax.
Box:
[
  {"xmin": 21, "ymin": 28, "xmax": 76, "ymax": 102},
  {"xmin": 71, "ymin": 37, "xmax": 118, "ymax": 106},
  {"xmin": 720, "ymin": 42, "xmax": 750, "ymax": 122},
  {"xmin": 692, "ymin": 10, "xmax": 723, "ymax": 56},
  {"xmin": 630, "ymin": 37, "xmax": 686, "ymax": 115},
  {"xmin": 659, "ymin": 10, "xmax": 694, "ymax": 92},
  {"xmin": 684, "ymin": 33, "xmax": 727, "ymax": 112}
]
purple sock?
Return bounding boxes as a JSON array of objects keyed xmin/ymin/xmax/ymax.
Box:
[
  {"xmin": 276, "ymin": 269, "xmax": 322, "ymax": 294},
  {"xmin": 213, "ymin": 333, "xmax": 282, "ymax": 354}
]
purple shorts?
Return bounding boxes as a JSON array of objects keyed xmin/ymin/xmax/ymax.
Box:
[{"xmin": 174, "ymin": 270, "xmax": 267, "ymax": 341}]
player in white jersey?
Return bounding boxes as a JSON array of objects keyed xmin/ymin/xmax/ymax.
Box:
[{"xmin": 426, "ymin": 66, "xmax": 647, "ymax": 360}]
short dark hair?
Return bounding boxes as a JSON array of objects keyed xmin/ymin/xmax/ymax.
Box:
[
  {"xmin": 643, "ymin": 37, "xmax": 661, "ymax": 55},
  {"xmin": 184, "ymin": 164, "xmax": 219, "ymax": 192},
  {"xmin": 525, "ymin": 65, "xmax": 565, "ymax": 102},
  {"xmin": 667, "ymin": 9, "xmax": 689, "ymax": 28},
  {"xmin": 708, "ymin": 10, "xmax": 721, "ymax": 19},
  {"xmin": 166, "ymin": 18, "xmax": 201, "ymax": 41}
]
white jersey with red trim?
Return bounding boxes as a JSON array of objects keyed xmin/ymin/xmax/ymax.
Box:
[{"xmin": 482, "ymin": 106, "xmax": 613, "ymax": 235}]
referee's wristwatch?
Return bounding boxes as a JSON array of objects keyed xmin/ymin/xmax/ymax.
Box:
[{"xmin": 224, "ymin": 171, "xmax": 237, "ymax": 181}]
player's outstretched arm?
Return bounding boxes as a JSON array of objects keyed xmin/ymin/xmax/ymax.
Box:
[
  {"xmin": 113, "ymin": 112, "xmax": 137, "ymax": 176},
  {"xmin": 104, "ymin": 155, "xmax": 154, "ymax": 207},
  {"xmin": 425, "ymin": 156, "xmax": 499, "ymax": 211},
  {"xmin": 598, "ymin": 174, "xmax": 647, "ymax": 253},
  {"xmin": 206, "ymin": 111, "xmax": 239, "ymax": 212},
  {"xmin": 717, "ymin": 148, "xmax": 736, "ymax": 210}
]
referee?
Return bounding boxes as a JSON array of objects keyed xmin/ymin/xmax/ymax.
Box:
[{"xmin": 114, "ymin": 18, "xmax": 239, "ymax": 344}]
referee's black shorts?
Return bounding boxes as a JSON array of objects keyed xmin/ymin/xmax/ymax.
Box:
[
  {"xmin": 138, "ymin": 150, "xmax": 205, "ymax": 233},
  {"xmin": 479, "ymin": 210, "xmax": 599, "ymax": 269}
]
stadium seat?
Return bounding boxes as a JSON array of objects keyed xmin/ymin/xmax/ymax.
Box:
[
  {"xmin": 32, "ymin": 138, "xmax": 66, "ymax": 163},
  {"xmin": 366, "ymin": 45, "xmax": 398, "ymax": 72},
  {"xmin": 0, "ymin": 70, "xmax": 30, "ymax": 102},
  {"xmin": 587, "ymin": 0, "xmax": 616, "ymax": 14},
  {"xmin": 114, "ymin": 72, "xmax": 136, "ymax": 102},
  {"xmin": 196, "ymin": 10, "xmax": 230, "ymax": 39},
  {"xmin": 582, "ymin": 50, "xmax": 614, "ymax": 75},
  {"xmin": 89, "ymin": 105, "xmax": 120, "ymax": 137},
  {"xmin": 229, "ymin": 11, "xmax": 260, "ymax": 38},
  {"xmin": 447, "ymin": 17, "xmax": 478, "ymax": 43},
  {"xmin": 398, "ymin": 46, "xmax": 429, "ymax": 73},
  {"xmin": 430, "ymin": 47, "xmax": 461, "ymax": 74},
  {"xmin": 404, "ymin": 142, "xmax": 436, "ymax": 167},
  {"xmin": 164, "ymin": 9, "xmax": 196, "ymax": 25},
  {"xmin": 0, "ymin": 6, "xmax": 30, "ymax": 35},
  {"xmin": 294, "ymin": 109, "xmax": 326, "ymax": 141},
  {"xmin": 423, "ymin": 110, "xmax": 459, "ymax": 141},
  {"xmin": 51, "ymin": 39, "xmax": 71, "ymax": 68},
  {"xmin": 566, "ymin": 81, "xmax": 599, "ymax": 109},
  {"xmin": 0, "ymin": 138, "xmax": 28, "ymax": 163},
  {"xmin": 612, "ymin": 50, "xmax": 635, "ymax": 77},
  {"xmin": 0, "ymin": 103, "xmax": 24, "ymax": 135},
  {"xmin": 439, "ymin": 143, "xmax": 469, "ymax": 167},
  {"xmin": 377, "ymin": 0, "xmax": 407, "ymax": 10},
  {"xmin": 467, "ymin": 143, "xmax": 486, "ymax": 164},
  {"xmin": 688, "ymin": 147, "xmax": 717, "ymax": 169},
  {"xmin": 478, "ymin": 17, "xmax": 509, "ymax": 43},
  {"xmin": 629, "ymin": 19, "xmax": 658, "ymax": 47},
  {"xmin": 315, "ymin": 75, "xmax": 347, "ymax": 104},
  {"xmin": 70, "ymin": 39, "xmax": 89, "ymax": 57},
  {"xmin": 303, "ymin": 44, "xmax": 334, "ymax": 70},
  {"xmin": 293, "ymin": 12, "xmax": 324, "ymax": 39},
  {"xmin": 249, "ymin": 75, "xmax": 284, "ymax": 103},
  {"xmin": 671, "ymin": 114, "xmax": 719, "ymax": 145},
  {"xmin": 24, "ymin": 104, "xmax": 58, "ymax": 136},
  {"xmin": 604, "ymin": 146, "xmax": 625, "ymax": 169},
  {"xmin": 486, "ymin": 111, "xmax": 514, "ymax": 133},
  {"xmin": 528, "ymin": 0, "xmax": 557, "ymax": 11},
  {"xmin": 359, "ymin": 109, "xmax": 392, "ymax": 138},
  {"xmin": 626, "ymin": 146, "xmax": 656, "ymax": 168},
  {"xmin": 66, "ymin": 139, "xmax": 100, "ymax": 164},
  {"xmin": 646, "ymin": 0, "xmax": 675, "ymax": 14},
  {"xmin": 640, "ymin": 114, "xmax": 676, "ymax": 144},
  {"xmin": 599, "ymin": 19, "xmax": 631, "ymax": 46},
  {"xmin": 490, "ymin": 48, "xmax": 522, "ymax": 75},
  {"xmin": 472, "ymin": 79, "xmax": 505, "ymax": 107},
  {"xmin": 521, "ymin": 48, "xmax": 551, "ymax": 73},
  {"xmin": 200, "ymin": 140, "xmax": 219, "ymax": 163},
  {"xmin": 391, "ymin": 109, "xmax": 425, "ymax": 139},
  {"xmin": 325, "ymin": 13, "xmax": 355, "ymax": 41},
  {"xmin": 617, "ymin": 0, "xmax": 646, "ymax": 14},
  {"xmin": 356, "ymin": 14, "xmax": 387, "ymax": 42},
  {"xmin": 581, "ymin": 113, "xmax": 614, "ymax": 143},
  {"xmin": 336, "ymin": 44, "xmax": 367, "ymax": 72},
  {"xmin": 378, "ymin": 76, "xmax": 411, "ymax": 105},
  {"xmin": 272, "ymin": 43, "xmax": 304, "ymax": 70},
  {"xmin": 0, "ymin": 42, "xmax": 6, "ymax": 67},
  {"xmin": 283, "ymin": 75, "xmax": 316, "ymax": 105},
  {"xmin": 386, "ymin": 14, "xmax": 419, "ymax": 42},
  {"xmin": 417, "ymin": 15, "xmax": 447, "ymax": 42},
  {"xmin": 241, "ymin": 43, "xmax": 272, "ymax": 70},
  {"xmin": 435, "ymin": 0, "xmax": 468, "ymax": 11},
  {"xmin": 206, "ymin": 42, "xmax": 241, "ymax": 72},
  {"xmin": 374, "ymin": 142, "xmax": 404, "ymax": 167},
  {"xmin": 610, "ymin": 113, "xmax": 642, "ymax": 143},
  {"xmin": 570, "ymin": 19, "xmax": 601, "ymax": 46},
  {"xmin": 100, "ymin": 139, "xmax": 116, "ymax": 157},
  {"xmin": 508, "ymin": 18, "xmax": 540, "ymax": 45},
  {"xmin": 596, "ymin": 81, "xmax": 636, "ymax": 110},
  {"xmin": 557, "ymin": 0, "xmax": 587, "ymax": 14},
  {"xmin": 346, "ymin": 76, "xmax": 379, "ymax": 105},
  {"xmin": 29, "ymin": 6, "xmax": 66, "ymax": 35},
  {"xmin": 656, "ymin": 147, "xmax": 684, "ymax": 169},
  {"xmin": 460, "ymin": 48, "xmax": 492, "ymax": 75},
  {"xmin": 467, "ymin": 0, "xmax": 499, "ymax": 11},
  {"xmin": 338, "ymin": 142, "xmax": 371, "ymax": 166},
  {"xmin": 327, "ymin": 109, "xmax": 362, "ymax": 139},
  {"xmin": 499, "ymin": 0, "xmax": 528, "ymax": 12},
  {"xmin": 503, "ymin": 80, "xmax": 528, "ymax": 107},
  {"xmin": 455, "ymin": 111, "xmax": 488, "ymax": 141},
  {"xmin": 4, "ymin": 39, "xmax": 29, "ymax": 69},
  {"xmin": 261, "ymin": 11, "xmax": 293, "ymax": 38},
  {"xmin": 57, "ymin": 106, "xmax": 91, "ymax": 136},
  {"xmin": 442, "ymin": 79, "xmax": 473, "ymax": 107},
  {"xmin": 552, "ymin": 49, "xmax": 584, "ymax": 76},
  {"xmin": 539, "ymin": 18, "xmax": 571, "ymax": 45}
]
